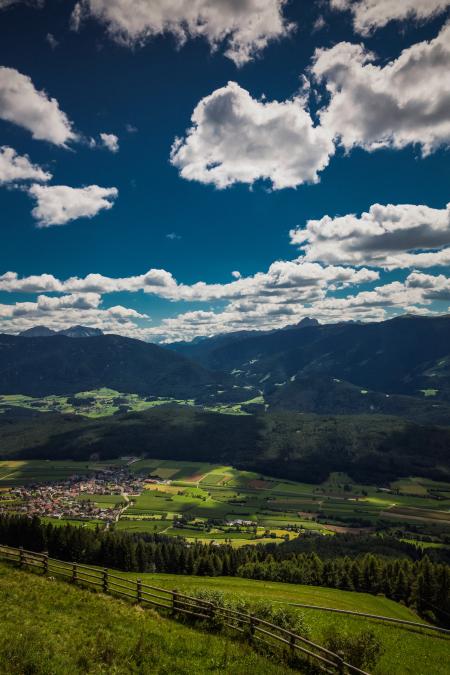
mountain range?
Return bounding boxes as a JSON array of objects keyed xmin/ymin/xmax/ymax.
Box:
[
  {"xmin": 1, "ymin": 315, "xmax": 450, "ymax": 482},
  {"xmin": 169, "ymin": 314, "xmax": 450, "ymax": 423},
  {"xmin": 18, "ymin": 325, "xmax": 104, "ymax": 338},
  {"xmin": 0, "ymin": 332, "xmax": 251, "ymax": 400},
  {"xmin": 1, "ymin": 314, "xmax": 450, "ymax": 423}
]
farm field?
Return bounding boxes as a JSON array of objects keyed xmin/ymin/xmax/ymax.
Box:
[{"xmin": 1, "ymin": 459, "xmax": 450, "ymax": 544}]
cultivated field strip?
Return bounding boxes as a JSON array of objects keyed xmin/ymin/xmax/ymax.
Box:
[{"xmin": 0, "ymin": 543, "xmax": 369, "ymax": 675}]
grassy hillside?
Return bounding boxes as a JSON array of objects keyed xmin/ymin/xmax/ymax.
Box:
[
  {"xmin": 0, "ymin": 563, "xmax": 293, "ymax": 675},
  {"xmin": 98, "ymin": 570, "xmax": 450, "ymax": 675}
]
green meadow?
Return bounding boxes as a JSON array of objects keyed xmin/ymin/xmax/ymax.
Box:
[
  {"xmin": 88, "ymin": 570, "xmax": 450, "ymax": 675},
  {"xmin": 0, "ymin": 563, "xmax": 292, "ymax": 675},
  {"xmin": 0, "ymin": 387, "xmax": 258, "ymax": 419}
]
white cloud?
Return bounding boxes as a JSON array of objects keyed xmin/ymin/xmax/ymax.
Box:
[
  {"xmin": 0, "ymin": 146, "xmax": 51, "ymax": 184},
  {"xmin": 171, "ymin": 81, "xmax": 334, "ymax": 190},
  {"xmin": 0, "ymin": 293, "xmax": 149, "ymax": 337},
  {"xmin": 0, "ymin": 259, "xmax": 378, "ymax": 303},
  {"xmin": 46, "ymin": 32, "xmax": 59, "ymax": 49},
  {"xmin": 2, "ymin": 265, "xmax": 448, "ymax": 342},
  {"xmin": 290, "ymin": 202, "xmax": 450, "ymax": 269},
  {"xmin": 406, "ymin": 271, "xmax": 450, "ymax": 301},
  {"xmin": 330, "ymin": 0, "xmax": 450, "ymax": 35},
  {"xmin": 71, "ymin": 0, "xmax": 293, "ymax": 66},
  {"xmin": 311, "ymin": 23, "xmax": 450, "ymax": 155},
  {"xmin": 27, "ymin": 184, "xmax": 118, "ymax": 227},
  {"xmin": 0, "ymin": 67, "xmax": 76, "ymax": 146},
  {"xmin": 99, "ymin": 132, "xmax": 119, "ymax": 153},
  {"xmin": 146, "ymin": 272, "xmax": 450, "ymax": 342}
]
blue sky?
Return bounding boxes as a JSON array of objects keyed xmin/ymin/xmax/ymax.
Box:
[{"xmin": 0, "ymin": 0, "xmax": 449, "ymax": 341}]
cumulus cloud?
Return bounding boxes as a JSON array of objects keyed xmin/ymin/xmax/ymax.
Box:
[
  {"xmin": 311, "ymin": 23, "xmax": 450, "ymax": 155},
  {"xmin": 27, "ymin": 184, "xmax": 118, "ymax": 227},
  {"xmin": 406, "ymin": 271, "xmax": 450, "ymax": 301},
  {"xmin": 171, "ymin": 81, "xmax": 334, "ymax": 190},
  {"xmin": 290, "ymin": 202, "xmax": 450, "ymax": 269},
  {"xmin": 0, "ymin": 67, "xmax": 76, "ymax": 146},
  {"xmin": 0, "ymin": 293, "xmax": 149, "ymax": 337},
  {"xmin": 1, "ymin": 265, "xmax": 448, "ymax": 342},
  {"xmin": 71, "ymin": 0, "xmax": 293, "ymax": 66},
  {"xmin": 99, "ymin": 132, "xmax": 119, "ymax": 153},
  {"xmin": 0, "ymin": 259, "xmax": 378, "ymax": 303},
  {"xmin": 145, "ymin": 272, "xmax": 450, "ymax": 342},
  {"xmin": 0, "ymin": 146, "xmax": 51, "ymax": 184},
  {"xmin": 329, "ymin": 0, "xmax": 450, "ymax": 35}
]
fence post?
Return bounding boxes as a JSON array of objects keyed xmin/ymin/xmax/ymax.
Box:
[
  {"xmin": 72, "ymin": 563, "xmax": 78, "ymax": 584},
  {"xmin": 43, "ymin": 552, "xmax": 49, "ymax": 575},
  {"xmin": 289, "ymin": 633, "xmax": 296, "ymax": 654},
  {"xmin": 102, "ymin": 568, "xmax": 109, "ymax": 594},
  {"xmin": 249, "ymin": 615, "xmax": 255, "ymax": 642},
  {"xmin": 172, "ymin": 589, "xmax": 178, "ymax": 616},
  {"xmin": 137, "ymin": 578, "xmax": 142, "ymax": 604},
  {"xmin": 336, "ymin": 650, "xmax": 346, "ymax": 675},
  {"xmin": 19, "ymin": 546, "xmax": 24, "ymax": 568},
  {"xmin": 209, "ymin": 602, "xmax": 215, "ymax": 626}
]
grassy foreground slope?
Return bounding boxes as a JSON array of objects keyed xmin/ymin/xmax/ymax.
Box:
[
  {"xmin": 0, "ymin": 564, "xmax": 293, "ymax": 675},
  {"xmin": 117, "ymin": 572, "xmax": 450, "ymax": 675}
]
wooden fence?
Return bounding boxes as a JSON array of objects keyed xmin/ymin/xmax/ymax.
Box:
[
  {"xmin": 0, "ymin": 543, "xmax": 369, "ymax": 675},
  {"xmin": 286, "ymin": 601, "xmax": 450, "ymax": 636}
]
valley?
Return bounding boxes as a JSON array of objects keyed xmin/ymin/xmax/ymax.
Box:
[{"xmin": 1, "ymin": 459, "xmax": 449, "ymax": 547}]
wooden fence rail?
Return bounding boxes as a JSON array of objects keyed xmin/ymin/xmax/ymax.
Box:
[
  {"xmin": 286, "ymin": 602, "xmax": 450, "ymax": 637},
  {"xmin": 0, "ymin": 543, "xmax": 369, "ymax": 675}
]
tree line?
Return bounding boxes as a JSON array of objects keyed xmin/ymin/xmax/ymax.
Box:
[
  {"xmin": 0, "ymin": 514, "xmax": 448, "ymax": 626},
  {"xmin": 239, "ymin": 552, "xmax": 450, "ymax": 625}
]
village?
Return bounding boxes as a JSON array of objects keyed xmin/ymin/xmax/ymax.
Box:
[{"xmin": 0, "ymin": 468, "xmax": 149, "ymax": 524}]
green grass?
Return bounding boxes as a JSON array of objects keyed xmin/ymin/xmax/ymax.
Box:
[
  {"xmin": 108, "ymin": 571, "xmax": 449, "ymax": 675},
  {"xmin": 0, "ymin": 390, "xmax": 197, "ymax": 420},
  {"xmin": 0, "ymin": 563, "xmax": 293, "ymax": 675},
  {"xmin": 0, "ymin": 388, "xmax": 257, "ymax": 419}
]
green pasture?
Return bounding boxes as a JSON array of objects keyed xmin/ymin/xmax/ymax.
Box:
[
  {"xmin": 2, "ymin": 459, "xmax": 450, "ymax": 542},
  {"xmin": 0, "ymin": 387, "xmax": 262, "ymax": 419},
  {"xmin": 113, "ymin": 570, "xmax": 450, "ymax": 675}
]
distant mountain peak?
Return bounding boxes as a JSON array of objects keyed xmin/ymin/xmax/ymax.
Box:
[
  {"xmin": 19, "ymin": 325, "xmax": 103, "ymax": 338},
  {"xmin": 283, "ymin": 317, "xmax": 320, "ymax": 330},
  {"xmin": 18, "ymin": 326, "xmax": 57, "ymax": 338},
  {"xmin": 58, "ymin": 326, "xmax": 104, "ymax": 338}
]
